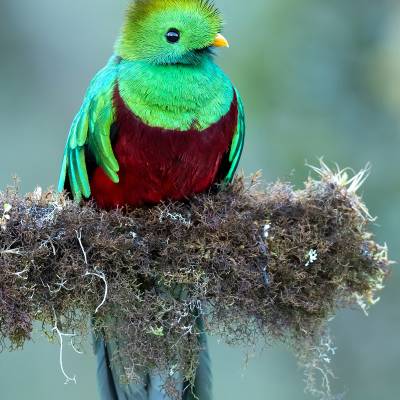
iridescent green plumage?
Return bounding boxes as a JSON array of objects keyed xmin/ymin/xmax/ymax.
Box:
[
  {"xmin": 58, "ymin": 57, "xmax": 119, "ymax": 201},
  {"xmin": 118, "ymin": 0, "xmax": 222, "ymax": 63},
  {"xmin": 226, "ymin": 88, "xmax": 245, "ymax": 183}
]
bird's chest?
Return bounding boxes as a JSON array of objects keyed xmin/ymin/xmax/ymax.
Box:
[
  {"xmin": 90, "ymin": 88, "xmax": 238, "ymax": 209},
  {"xmin": 117, "ymin": 59, "xmax": 234, "ymax": 131}
]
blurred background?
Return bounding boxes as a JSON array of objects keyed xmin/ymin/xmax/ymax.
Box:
[{"xmin": 0, "ymin": 0, "xmax": 399, "ymax": 399}]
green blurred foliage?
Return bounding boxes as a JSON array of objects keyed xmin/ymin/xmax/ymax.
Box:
[{"xmin": 0, "ymin": 0, "xmax": 398, "ymax": 399}]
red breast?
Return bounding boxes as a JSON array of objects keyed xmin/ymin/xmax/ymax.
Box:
[{"xmin": 90, "ymin": 86, "xmax": 238, "ymax": 209}]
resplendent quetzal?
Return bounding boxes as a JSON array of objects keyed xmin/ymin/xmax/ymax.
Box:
[{"xmin": 58, "ymin": 0, "xmax": 245, "ymax": 399}]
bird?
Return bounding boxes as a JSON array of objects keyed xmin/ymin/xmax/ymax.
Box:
[{"xmin": 58, "ymin": 0, "xmax": 245, "ymax": 399}]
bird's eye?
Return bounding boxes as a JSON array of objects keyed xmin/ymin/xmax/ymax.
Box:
[{"xmin": 166, "ymin": 28, "xmax": 180, "ymax": 44}]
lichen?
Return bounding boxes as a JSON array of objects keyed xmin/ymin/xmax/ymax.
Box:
[{"xmin": 0, "ymin": 166, "xmax": 391, "ymax": 398}]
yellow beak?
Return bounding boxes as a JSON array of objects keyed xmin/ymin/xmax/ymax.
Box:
[{"xmin": 213, "ymin": 33, "xmax": 230, "ymax": 48}]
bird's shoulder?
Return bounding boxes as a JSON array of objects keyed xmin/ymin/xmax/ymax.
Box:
[{"xmin": 83, "ymin": 55, "xmax": 120, "ymax": 104}]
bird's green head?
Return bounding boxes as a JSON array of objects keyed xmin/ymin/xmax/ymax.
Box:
[{"xmin": 116, "ymin": 0, "xmax": 229, "ymax": 64}]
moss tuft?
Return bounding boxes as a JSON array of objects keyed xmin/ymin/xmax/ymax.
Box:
[{"xmin": 0, "ymin": 166, "xmax": 391, "ymax": 398}]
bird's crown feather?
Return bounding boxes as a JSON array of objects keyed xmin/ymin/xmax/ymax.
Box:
[
  {"xmin": 127, "ymin": 0, "xmax": 221, "ymax": 24},
  {"xmin": 117, "ymin": 0, "xmax": 223, "ymax": 64}
]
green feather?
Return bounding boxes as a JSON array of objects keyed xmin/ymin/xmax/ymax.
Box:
[
  {"xmin": 68, "ymin": 115, "xmax": 80, "ymax": 149},
  {"xmin": 117, "ymin": 58, "xmax": 234, "ymax": 131},
  {"xmin": 68, "ymin": 151, "xmax": 82, "ymax": 202},
  {"xmin": 76, "ymin": 114, "xmax": 89, "ymax": 147},
  {"xmin": 58, "ymin": 56, "xmax": 120, "ymax": 200},
  {"xmin": 57, "ymin": 151, "xmax": 68, "ymax": 193},
  {"xmin": 117, "ymin": 0, "xmax": 223, "ymax": 64},
  {"xmin": 225, "ymin": 88, "xmax": 245, "ymax": 183},
  {"xmin": 74, "ymin": 148, "xmax": 91, "ymax": 198}
]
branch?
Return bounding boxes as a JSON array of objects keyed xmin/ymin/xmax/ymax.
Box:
[{"xmin": 0, "ymin": 165, "xmax": 391, "ymax": 399}]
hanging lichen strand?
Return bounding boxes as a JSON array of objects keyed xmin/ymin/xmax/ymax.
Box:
[{"xmin": 0, "ymin": 164, "xmax": 390, "ymax": 399}]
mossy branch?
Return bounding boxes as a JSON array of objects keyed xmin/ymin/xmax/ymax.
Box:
[{"xmin": 0, "ymin": 164, "xmax": 391, "ymax": 398}]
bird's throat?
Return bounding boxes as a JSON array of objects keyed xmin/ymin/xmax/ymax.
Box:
[{"xmin": 116, "ymin": 58, "xmax": 234, "ymax": 131}]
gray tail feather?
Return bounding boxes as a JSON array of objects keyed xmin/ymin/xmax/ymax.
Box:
[
  {"xmin": 183, "ymin": 315, "xmax": 213, "ymax": 400},
  {"xmin": 94, "ymin": 335, "xmax": 120, "ymax": 400},
  {"xmin": 94, "ymin": 315, "xmax": 212, "ymax": 400},
  {"xmin": 94, "ymin": 334, "xmax": 148, "ymax": 400}
]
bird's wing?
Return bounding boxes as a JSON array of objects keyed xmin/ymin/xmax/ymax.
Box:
[
  {"xmin": 57, "ymin": 57, "xmax": 120, "ymax": 201},
  {"xmin": 223, "ymin": 87, "xmax": 246, "ymax": 184}
]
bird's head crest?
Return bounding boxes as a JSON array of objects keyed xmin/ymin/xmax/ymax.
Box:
[{"xmin": 116, "ymin": 0, "xmax": 228, "ymax": 65}]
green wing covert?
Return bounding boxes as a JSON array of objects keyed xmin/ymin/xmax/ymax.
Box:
[
  {"xmin": 57, "ymin": 57, "xmax": 120, "ymax": 201},
  {"xmin": 224, "ymin": 87, "xmax": 245, "ymax": 183}
]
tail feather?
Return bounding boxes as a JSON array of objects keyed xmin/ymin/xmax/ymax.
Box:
[
  {"xmin": 95, "ymin": 335, "xmax": 148, "ymax": 400},
  {"xmin": 94, "ymin": 314, "xmax": 212, "ymax": 400},
  {"xmin": 95, "ymin": 336, "xmax": 120, "ymax": 400},
  {"xmin": 184, "ymin": 316, "xmax": 213, "ymax": 400},
  {"xmin": 148, "ymin": 372, "xmax": 184, "ymax": 400}
]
